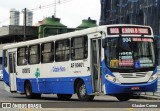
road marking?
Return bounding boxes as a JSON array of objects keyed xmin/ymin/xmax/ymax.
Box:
[
  {"xmin": 21, "ymin": 108, "xmax": 33, "ymax": 111},
  {"xmin": 127, "ymin": 108, "xmax": 135, "ymax": 110}
]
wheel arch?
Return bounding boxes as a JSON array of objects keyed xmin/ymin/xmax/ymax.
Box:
[
  {"xmin": 24, "ymin": 79, "xmax": 31, "ymax": 92},
  {"xmin": 74, "ymin": 78, "xmax": 84, "ymax": 93}
]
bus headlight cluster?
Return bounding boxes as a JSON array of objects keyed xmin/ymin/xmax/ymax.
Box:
[
  {"xmin": 105, "ymin": 74, "xmax": 116, "ymax": 82},
  {"xmin": 149, "ymin": 73, "xmax": 158, "ymax": 82}
]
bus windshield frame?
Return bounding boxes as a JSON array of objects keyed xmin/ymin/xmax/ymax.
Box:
[{"xmin": 104, "ymin": 36, "xmax": 156, "ymax": 73}]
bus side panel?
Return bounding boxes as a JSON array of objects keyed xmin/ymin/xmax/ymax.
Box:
[
  {"xmin": 3, "ymin": 68, "xmax": 10, "ymax": 86},
  {"xmin": 16, "ymin": 76, "xmax": 93, "ymax": 94},
  {"xmin": 2, "ymin": 50, "xmax": 9, "ymax": 87}
]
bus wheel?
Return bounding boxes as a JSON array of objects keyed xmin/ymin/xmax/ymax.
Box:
[
  {"xmin": 57, "ymin": 94, "xmax": 72, "ymax": 100},
  {"xmin": 115, "ymin": 93, "xmax": 132, "ymax": 101},
  {"xmin": 25, "ymin": 81, "xmax": 41, "ymax": 99},
  {"xmin": 25, "ymin": 81, "xmax": 34, "ymax": 99},
  {"xmin": 76, "ymin": 81, "xmax": 94, "ymax": 101}
]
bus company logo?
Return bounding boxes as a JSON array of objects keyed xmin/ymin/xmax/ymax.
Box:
[{"xmin": 52, "ymin": 66, "xmax": 66, "ymax": 72}]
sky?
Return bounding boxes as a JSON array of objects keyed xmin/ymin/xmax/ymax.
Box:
[{"xmin": 0, "ymin": 0, "xmax": 101, "ymax": 28}]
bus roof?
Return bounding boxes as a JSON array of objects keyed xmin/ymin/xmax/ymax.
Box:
[{"xmin": 3, "ymin": 24, "xmax": 153, "ymax": 50}]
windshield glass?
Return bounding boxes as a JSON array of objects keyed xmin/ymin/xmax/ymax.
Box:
[{"xmin": 105, "ymin": 37, "xmax": 155, "ymax": 70}]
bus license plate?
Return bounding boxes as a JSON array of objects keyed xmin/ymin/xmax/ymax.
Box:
[{"xmin": 131, "ymin": 87, "xmax": 140, "ymax": 90}]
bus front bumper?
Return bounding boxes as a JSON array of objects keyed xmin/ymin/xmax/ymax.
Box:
[{"xmin": 105, "ymin": 79, "xmax": 158, "ymax": 94}]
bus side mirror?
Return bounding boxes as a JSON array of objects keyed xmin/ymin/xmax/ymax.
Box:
[{"xmin": 102, "ymin": 39, "xmax": 106, "ymax": 48}]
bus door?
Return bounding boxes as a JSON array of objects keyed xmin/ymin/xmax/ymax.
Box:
[
  {"xmin": 9, "ymin": 52, "xmax": 17, "ymax": 92},
  {"xmin": 91, "ymin": 38, "xmax": 102, "ymax": 93}
]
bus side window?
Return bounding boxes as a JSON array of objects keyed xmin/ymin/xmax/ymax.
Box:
[
  {"xmin": 41, "ymin": 42, "xmax": 54, "ymax": 63},
  {"xmin": 3, "ymin": 50, "xmax": 7, "ymax": 67},
  {"xmin": 55, "ymin": 39, "xmax": 70, "ymax": 62},
  {"xmin": 28, "ymin": 44, "xmax": 40, "ymax": 64},
  {"xmin": 71, "ymin": 36, "xmax": 88, "ymax": 60},
  {"xmin": 17, "ymin": 47, "xmax": 28, "ymax": 66}
]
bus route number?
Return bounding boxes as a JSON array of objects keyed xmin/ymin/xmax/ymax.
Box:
[
  {"xmin": 71, "ymin": 63, "xmax": 84, "ymax": 68},
  {"xmin": 123, "ymin": 38, "xmax": 131, "ymax": 42}
]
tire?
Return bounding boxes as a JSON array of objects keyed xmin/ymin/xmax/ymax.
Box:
[
  {"xmin": 76, "ymin": 81, "xmax": 94, "ymax": 101},
  {"xmin": 57, "ymin": 94, "xmax": 72, "ymax": 100},
  {"xmin": 25, "ymin": 81, "xmax": 41, "ymax": 99},
  {"xmin": 115, "ymin": 93, "xmax": 132, "ymax": 101}
]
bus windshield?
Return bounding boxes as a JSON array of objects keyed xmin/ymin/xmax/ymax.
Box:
[{"xmin": 105, "ymin": 37, "xmax": 155, "ymax": 71}]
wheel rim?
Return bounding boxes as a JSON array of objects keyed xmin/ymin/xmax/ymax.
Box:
[{"xmin": 79, "ymin": 84, "xmax": 86, "ymax": 97}]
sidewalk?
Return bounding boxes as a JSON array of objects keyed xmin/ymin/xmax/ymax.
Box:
[{"xmin": 139, "ymin": 94, "xmax": 160, "ymax": 100}]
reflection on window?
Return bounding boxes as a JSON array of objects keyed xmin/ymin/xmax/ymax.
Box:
[
  {"xmin": 41, "ymin": 42, "xmax": 54, "ymax": 63},
  {"xmin": 107, "ymin": 38, "xmax": 118, "ymax": 67},
  {"xmin": 133, "ymin": 40, "xmax": 155, "ymax": 68},
  {"xmin": 17, "ymin": 47, "xmax": 28, "ymax": 65},
  {"xmin": 105, "ymin": 37, "xmax": 155, "ymax": 69},
  {"xmin": 29, "ymin": 45, "xmax": 40, "ymax": 64},
  {"xmin": 3, "ymin": 50, "xmax": 7, "ymax": 67},
  {"xmin": 55, "ymin": 39, "xmax": 70, "ymax": 62},
  {"xmin": 71, "ymin": 36, "xmax": 88, "ymax": 60}
]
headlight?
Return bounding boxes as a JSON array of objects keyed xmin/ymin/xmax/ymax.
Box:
[
  {"xmin": 149, "ymin": 73, "xmax": 158, "ymax": 82},
  {"xmin": 105, "ymin": 74, "xmax": 116, "ymax": 82}
]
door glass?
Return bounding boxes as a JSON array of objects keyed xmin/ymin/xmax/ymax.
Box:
[
  {"xmin": 9, "ymin": 53, "xmax": 16, "ymax": 73},
  {"xmin": 92, "ymin": 40, "xmax": 98, "ymax": 79},
  {"xmin": 9, "ymin": 54, "xmax": 13, "ymax": 73},
  {"xmin": 13, "ymin": 53, "xmax": 16, "ymax": 73}
]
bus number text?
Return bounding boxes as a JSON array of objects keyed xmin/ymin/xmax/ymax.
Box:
[{"xmin": 71, "ymin": 63, "xmax": 84, "ymax": 68}]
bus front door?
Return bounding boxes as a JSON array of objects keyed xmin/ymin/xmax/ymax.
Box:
[
  {"xmin": 91, "ymin": 38, "xmax": 102, "ymax": 93},
  {"xmin": 9, "ymin": 52, "xmax": 17, "ymax": 92}
]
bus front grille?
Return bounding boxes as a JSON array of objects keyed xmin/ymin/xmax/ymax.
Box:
[{"xmin": 120, "ymin": 72, "xmax": 147, "ymax": 78}]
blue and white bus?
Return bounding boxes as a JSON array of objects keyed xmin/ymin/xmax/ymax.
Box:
[{"xmin": 2, "ymin": 24, "xmax": 158, "ymax": 101}]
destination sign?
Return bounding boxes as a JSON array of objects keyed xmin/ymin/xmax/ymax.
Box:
[{"xmin": 107, "ymin": 26, "xmax": 151, "ymax": 35}]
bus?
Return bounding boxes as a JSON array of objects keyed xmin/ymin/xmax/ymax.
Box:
[
  {"xmin": 0, "ymin": 57, "xmax": 3, "ymax": 80},
  {"xmin": 2, "ymin": 24, "xmax": 158, "ymax": 101}
]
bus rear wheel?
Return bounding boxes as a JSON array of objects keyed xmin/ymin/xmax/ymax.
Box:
[
  {"xmin": 57, "ymin": 94, "xmax": 72, "ymax": 100},
  {"xmin": 76, "ymin": 81, "xmax": 94, "ymax": 101},
  {"xmin": 25, "ymin": 81, "xmax": 41, "ymax": 99},
  {"xmin": 115, "ymin": 93, "xmax": 132, "ymax": 101}
]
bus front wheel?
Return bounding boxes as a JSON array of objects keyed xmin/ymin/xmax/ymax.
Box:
[
  {"xmin": 115, "ymin": 93, "xmax": 132, "ymax": 101},
  {"xmin": 25, "ymin": 81, "xmax": 41, "ymax": 99},
  {"xmin": 76, "ymin": 81, "xmax": 94, "ymax": 101}
]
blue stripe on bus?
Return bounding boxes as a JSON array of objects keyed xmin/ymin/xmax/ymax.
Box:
[
  {"xmin": 3, "ymin": 67, "xmax": 93, "ymax": 94},
  {"xmin": 3, "ymin": 67, "xmax": 10, "ymax": 86},
  {"xmin": 16, "ymin": 76, "xmax": 93, "ymax": 94}
]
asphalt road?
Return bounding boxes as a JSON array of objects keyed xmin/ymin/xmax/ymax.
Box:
[{"xmin": 0, "ymin": 81, "xmax": 159, "ymax": 111}]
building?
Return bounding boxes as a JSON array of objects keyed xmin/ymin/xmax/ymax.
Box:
[
  {"xmin": 26, "ymin": 9, "xmax": 33, "ymax": 26},
  {"xmin": 10, "ymin": 8, "xmax": 20, "ymax": 25},
  {"xmin": 38, "ymin": 16, "xmax": 67, "ymax": 38},
  {"xmin": 0, "ymin": 25, "xmax": 38, "ymax": 44}
]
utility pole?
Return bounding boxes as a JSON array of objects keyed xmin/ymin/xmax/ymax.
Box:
[
  {"xmin": 54, "ymin": 0, "xmax": 56, "ymax": 17},
  {"xmin": 23, "ymin": 8, "xmax": 26, "ymax": 41},
  {"xmin": 54, "ymin": 0, "xmax": 61, "ymax": 17}
]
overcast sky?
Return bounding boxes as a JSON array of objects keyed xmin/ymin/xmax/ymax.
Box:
[{"xmin": 0, "ymin": 0, "xmax": 100, "ymax": 28}]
